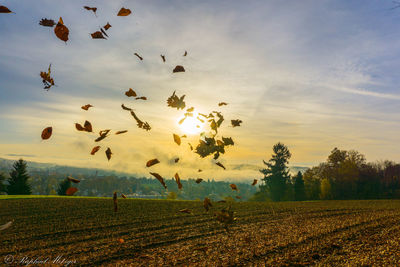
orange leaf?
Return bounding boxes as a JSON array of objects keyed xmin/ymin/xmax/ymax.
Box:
[
  {"xmin": 216, "ymin": 162, "xmax": 226, "ymax": 170},
  {"xmin": 91, "ymin": 31, "xmax": 106, "ymax": 39},
  {"xmin": 54, "ymin": 17, "xmax": 69, "ymax": 42},
  {"xmin": 83, "ymin": 6, "xmax": 97, "ymax": 16},
  {"xmin": 117, "ymin": 7, "xmax": 132, "ymax": 16},
  {"xmin": 66, "ymin": 187, "xmax": 78, "ymax": 196},
  {"xmin": 91, "ymin": 146, "xmax": 100, "ymax": 155},
  {"xmin": 104, "ymin": 22, "xmax": 112, "ymax": 30},
  {"xmin": 146, "ymin": 158, "xmax": 160, "ymax": 167},
  {"xmin": 218, "ymin": 102, "xmax": 228, "ymax": 106},
  {"xmin": 41, "ymin": 127, "xmax": 52, "ymax": 140},
  {"xmin": 173, "ymin": 134, "xmax": 181, "ymax": 145},
  {"xmin": 0, "ymin": 6, "xmax": 13, "ymax": 13},
  {"xmin": 118, "ymin": 238, "xmax": 124, "ymax": 244},
  {"xmin": 150, "ymin": 172, "xmax": 167, "ymax": 189}
]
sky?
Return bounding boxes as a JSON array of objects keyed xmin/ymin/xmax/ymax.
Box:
[{"xmin": 1, "ymin": 0, "xmax": 400, "ymax": 182}]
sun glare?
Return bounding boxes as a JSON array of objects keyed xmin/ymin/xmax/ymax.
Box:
[{"xmin": 177, "ymin": 114, "xmax": 203, "ymax": 135}]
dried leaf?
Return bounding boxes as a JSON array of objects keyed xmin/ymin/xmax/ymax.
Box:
[
  {"xmin": 121, "ymin": 104, "xmax": 132, "ymax": 111},
  {"xmin": 150, "ymin": 172, "xmax": 167, "ymax": 189},
  {"xmin": 203, "ymin": 197, "xmax": 212, "ymax": 211},
  {"xmin": 113, "ymin": 191, "xmax": 118, "ymax": 212},
  {"xmin": 167, "ymin": 91, "xmax": 186, "ymax": 110},
  {"xmin": 121, "ymin": 193, "xmax": 127, "ymax": 199},
  {"xmin": 54, "ymin": 17, "xmax": 69, "ymax": 42},
  {"xmin": 125, "ymin": 88, "xmax": 137, "ymax": 97},
  {"xmin": 160, "ymin": 54, "xmax": 166, "ymax": 62},
  {"xmin": 252, "ymin": 179, "xmax": 257, "ymax": 186},
  {"xmin": 230, "ymin": 184, "xmax": 238, "ymax": 191},
  {"xmin": 179, "ymin": 208, "xmax": 191, "ymax": 214},
  {"xmin": 183, "ymin": 50, "xmax": 187, "ymax": 56},
  {"xmin": 115, "ymin": 130, "xmax": 128, "ymax": 135},
  {"xmin": 75, "ymin": 123, "xmax": 85, "ymax": 131},
  {"xmin": 174, "ymin": 173, "xmax": 182, "ymax": 189},
  {"xmin": 231, "ymin": 119, "xmax": 242, "ymax": 127},
  {"xmin": 84, "ymin": 120, "xmax": 93, "ymax": 132},
  {"xmin": 173, "ymin": 65, "xmax": 185, "ymax": 73},
  {"xmin": 91, "ymin": 31, "xmax": 106, "ymax": 39},
  {"xmin": 173, "ymin": 134, "xmax": 181, "ymax": 145},
  {"xmin": 81, "ymin": 104, "xmax": 93, "ymax": 110},
  {"xmin": 40, "ymin": 64, "xmax": 55, "ymax": 90},
  {"xmin": 0, "ymin": 6, "xmax": 13, "ymax": 13},
  {"xmin": 41, "ymin": 127, "xmax": 52, "ymax": 140},
  {"xmin": 67, "ymin": 176, "xmax": 80, "ymax": 183},
  {"xmin": 106, "ymin": 147, "xmax": 112, "ymax": 161},
  {"xmin": 135, "ymin": 96, "xmax": 147, "ymax": 100},
  {"xmin": 134, "ymin": 53, "xmax": 143, "ymax": 60},
  {"xmin": 174, "ymin": 158, "xmax": 179, "ymax": 163},
  {"xmin": 66, "ymin": 187, "xmax": 78, "ymax": 196},
  {"xmin": 146, "ymin": 158, "xmax": 160, "ymax": 167},
  {"xmin": 218, "ymin": 102, "xmax": 228, "ymax": 106},
  {"xmin": 0, "ymin": 221, "xmax": 13, "ymax": 231},
  {"xmin": 117, "ymin": 7, "xmax": 132, "ymax": 16},
  {"xmin": 216, "ymin": 162, "xmax": 226, "ymax": 170},
  {"xmin": 91, "ymin": 146, "xmax": 101, "ymax": 155},
  {"xmin": 95, "ymin": 129, "xmax": 111, "ymax": 142},
  {"xmin": 39, "ymin": 18, "xmax": 55, "ymax": 27},
  {"xmin": 83, "ymin": 6, "xmax": 97, "ymax": 16},
  {"xmin": 195, "ymin": 178, "xmax": 203, "ymax": 184},
  {"xmin": 104, "ymin": 22, "xmax": 112, "ymax": 30}
]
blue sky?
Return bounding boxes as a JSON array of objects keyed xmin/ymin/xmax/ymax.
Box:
[{"xmin": 1, "ymin": 0, "xmax": 400, "ymax": 181}]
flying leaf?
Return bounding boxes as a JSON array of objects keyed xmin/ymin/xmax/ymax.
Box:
[
  {"xmin": 218, "ymin": 102, "xmax": 228, "ymax": 106},
  {"xmin": 125, "ymin": 88, "xmax": 137, "ymax": 97},
  {"xmin": 66, "ymin": 187, "xmax": 78, "ymax": 196},
  {"xmin": 75, "ymin": 123, "xmax": 85, "ymax": 131},
  {"xmin": 81, "ymin": 104, "xmax": 93, "ymax": 110},
  {"xmin": 203, "ymin": 197, "xmax": 212, "ymax": 212},
  {"xmin": 39, "ymin": 18, "xmax": 55, "ymax": 27},
  {"xmin": 100, "ymin": 28, "xmax": 108, "ymax": 38},
  {"xmin": 183, "ymin": 50, "xmax": 187, "ymax": 56},
  {"xmin": 84, "ymin": 120, "xmax": 93, "ymax": 132},
  {"xmin": 173, "ymin": 65, "xmax": 185, "ymax": 73},
  {"xmin": 231, "ymin": 119, "xmax": 242, "ymax": 127},
  {"xmin": 83, "ymin": 6, "xmax": 97, "ymax": 16},
  {"xmin": 113, "ymin": 192, "xmax": 118, "ymax": 212},
  {"xmin": 91, "ymin": 146, "xmax": 100, "ymax": 155},
  {"xmin": 95, "ymin": 129, "xmax": 111, "ymax": 142},
  {"xmin": 117, "ymin": 7, "xmax": 132, "ymax": 16},
  {"xmin": 230, "ymin": 184, "xmax": 238, "ymax": 191},
  {"xmin": 188, "ymin": 143, "xmax": 193, "ymax": 151},
  {"xmin": 186, "ymin": 107, "xmax": 194, "ymax": 112},
  {"xmin": 54, "ymin": 17, "xmax": 69, "ymax": 42},
  {"xmin": 0, "ymin": 221, "xmax": 13, "ymax": 231},
  {"xmin": 40, "ymin": 64, "xmax": 55, "ymax": 90},
  {"xmin": 0, "ymin": 6, "xmax": 13, "ymax": 13},
  {"xmin": 41, "ymin": 127, "xmax": 52, "ymax": 140},
  {"xmin": 146, "ymin": 158, "xmax": 160, "ymax": 167},
  {"xmin": 91, "ymin": 31, "xmax": 106, "ymax": 39},
  {"xmin": 198, "ymin": 169, "xmax": 202, "ymax": 172},
  {"xmin": 160, "ymin": 54, "xmax": 166, "ymax": 62},
  {"xmin": 167, "ymin": 91, "xmax": 186, "ymax": 110},
  {"xmin": 130, "ymin": 110, "xmax": 151, "ymax": 131},
  {"xmin": 104, "ymin": 22, "xmax": 112, "ymax": 30},
  {"xmin": 115, "ymin": 130, "xmax": 128, "ymax": 135},
  {"xmin": 105, "ymin": 147, "xmax": 112, "ymax": 161},
  {"xmin": 195, "ymin": 178, "xmax": 203, "ymax": 184},
  {"xmin": 174, "ymin": 173, "xmax": 182, "ymax": 189},
  {"xmin": 252, "ymin": 179, "xmax": 257, "ymax": 186},
  {"xmin": 179, "ymin": 208, "xmax": 191, "ymax": 214},
  {"xmin": 178, "ymin": 117, "xmax": 186, "ymax": 125},
  {"xmin": 121, "ymin": 104, "xmax": 132, "ymax": 111},
  {"xmin": 222, "ymin": 137, "xmax": 234, "ymax": 146},
  {"xmin": 173, "ymin": 134, "xmax": 181, "ymax": 145},
  {"xmin": 121, "ymin": 193, "xmax": 127, "ymax": 199},
  {"xmin": 150, "ymin": 172, "xmax": 167, "ymax": 189},
  {"xmin": 216, "ymin": 162, "xmax": 226, "ymax": 170},
  {"xmin": 135, "ymin": 96, "xmax": 147, "ymax": 100},
  {"xmin": 67, "ymin": 176, "xmax": 80, "ymax": 183},
  {"xmin": 134, "ymin": 53, "xmax": 143, "ymax": 60},
  {"xmin": 174, "ymin": 158, "xmax": 179, "ymax": 163}
]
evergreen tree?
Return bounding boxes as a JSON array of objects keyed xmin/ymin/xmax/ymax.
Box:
[
  {"xmin": 6, "ymin": 159, "xmax": 32, "ymax": 195},
  {"xmin": 293, "ymin": 171, "xmax": 306, "ymax": 201},
  {"xmin": 57, "ymin": 178, "xmax": 72, "ymax": 196},
  {"xmin": 0, "ymin": 172, "xmax": 6, "ymax": 193},
  {"xmin": 260, "ymin": 142, "xmax": 291, "ymax": 201}
]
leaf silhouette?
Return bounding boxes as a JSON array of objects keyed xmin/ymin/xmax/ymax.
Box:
[
  {"xmin": 150, "ymin": 172, "xmax": 167, "ymax": 189},
  {"xmin": 67, "ymin": 176, "xmax": 80, "ymax": 183},
  {"xmin": 195, "ymin": 178, "xmax": 203, "ymax": 184},
  {"xmin": 121, "ymin": 104, "xmax": 132, "ymax": 111},
  {"xmin": 146, "ymin": 158, "xmax": 160, "ymax": 167},
  {"xmin": 113, "ymin": 191, "xmax": 118, "ymax": 212},
  {"xmin": 95, "ymin": 129, "xmax": 110, "ymax": 142},
  {"xmin": 81, "ymin": 104, "xmax": 93, "ymax": 110},
  {"xmin": 230, "ymin": 184, "xmax": 238, "ymax": 191},
  {"xmin": 130, "ymin": 110, "xmax": 151, "ymax": 131},
  {"xmin": 218, "ymin": 102, "xmax": 228, "ymax": 106},
  {"xmin": 0, "ymin": 221, "xmax": 13, "ymax": 231},
  {"xmin": 174, "ymin": 158, "xmax": 179, "ymax": 163},
  {"xmin": 83, "ymin": 6, "xmax": 97, "ymax": 16},
  {"xmin": 173, "ymin": 134, "xmax": 181, "ymax": 145},
  {"xmin": 91, "ymin": 31, "xmax": 106, "ymax": 39},
  {"xmin": 125, "ymin": 88, "xmax": 137, "ymax": 97},
  {"xmin": 231, "ymin": 119, "xmax": 242, "ymax": 127},
  {"xmin": 203, "ymin": 197, "xmax": 212, "ymax": 211},
  {"xmin": 66, "ymin": 187, "xmax": 78, "ymax": 196},
  {"xmin": 75, "ymin": 123, "xmax": 85, "ymax": 131},
  {"xmin": 178, "ymin": 117, "xmax": 186, "ymax": 125},
  {"xmin": 104, "ymin": 22, "xmax": 112, "ymax": 30},
  {"xmin": 0, "ymin": 6, "xmax": 13, "ymax": 13},
  {"xmin": 41, "ymin": 127, "xmax": 52, "ymax": 140},
  {"xmin": 174, "ymin": 172, "xmax": 183, "ymax": 189},
  {"xmin": 54, "ymin": 17, "xmax": 69, "ymax": 42},
  {"xmin": 173, "ymin": 65, "xmax": 185, "ymax": 73},
  {"xmin": 40, "ymin": 64, "xmax": 55, "ymax": 90},
  {"xmin": 84, "ymin": 120, "xmax": 93, "ymax": 132},
  {"xmin": 118, "ymin": 238, "xmax": 124, "ymax": 244},
  {"xmin": 135, "ymin": 96, "xmax": 147, "ymax": 100},
  {"xmin": 252, "ymin": 179, "xmax": 257, "ymax": 186},
  {"xmin": 134, "ymin": 53, "xmax": 143, "ymax": 60},
  {"xmin": 160, "ymin": 54, "xmax": 166, "ymax": 62},
  {"xmin": 117, "ymin": 7, "xmax": 132, "ymax": 16},
  {"xmin": 39, "ymin": 18, "xmax": 55, "ymax": 27},
  {"xmin": 91, "ymin": 146, "xmax": 101, "ymax": 155},
  {"xmin": 115, "ymin": 130, "xmax": 128, "ymax": 135},
  {"xmin": 167, "ymin": 91, "xmax": 186, "ymax": 110},
  {"xmin": 216, "ymin": 162, "xmax": 226, "ymax": 170},
  {"xmin": 105, "ymin": 147, "xmax": 112, "ymax": 161}
]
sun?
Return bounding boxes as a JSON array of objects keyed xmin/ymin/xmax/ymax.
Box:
[{"xmin": 177, "ymin": 114, "xmax": 203, "ymax": 135}]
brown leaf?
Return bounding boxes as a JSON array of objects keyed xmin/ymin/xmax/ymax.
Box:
[
  {"xmin": 203, "ymin": 197, "xmax": 212, "ymax": 211},
  {"xmin": 91, "ymin": 146, "xmax": 101, "ymax": 155},
  {"xmin": 183, "ymin": 50, "xmax": 187, "ymax": 56},
  {"xmin": 174, "ymin": 158, "xmax": 179, "ymax": 163},
  {"xmin": 113, "ymin": 192, "xmax": 118, "ymax": 212},
  {"xmin": 216, "ymin": 162, "xmax": 226, "ymax": 170},
  {"xmin": 179, "ymin": 208, "xmax": 191, "ymax": 214},
  {"xmin": 105, "ymin": 147, "xmax": 112, "ymax": 161},
  {"xmin": 81, "ymin": 104, "xmax": 93, "ymax": 110},
  {"xmin": 104, "ymin": 22, "xmax": 112, "ymax": 30},
  {"xmin": 54, "ymin": 17, "xmax": 69, "ymax": 42},
  {"xmin": 66, "ymin": 187, "xmax": 78, "ymax": 196},
  {"xmin": 121, "ymin": 104, "xmax": 132, "ymax": 111},
  {"xmin": 117, "ymin": 7, "xmax": 132, "ymax": 16},
  {"xmin": 173, "ymin": 65, "xmax": 185, "ymax": 73},
  {"xmin": 75, "ymin": 123, "xmax": 85, "ymax": 131},
  {"xmin": 130, "ymin": 110, "xmax": 151, "ymax": 131},
  {"xmin": 41, "ymin": 127, "xmax": 52, "ymax": 140},
  {"xmin": 173, "ymin": 134, "xmax": 181, "ymax": 145},
  {"xmin": 83, "ymin": 6, "xmax": 97, "ymax": 16},
  {"xmin": 218, "ymin": 102, "xmax": 228, "ymax": 106},
  {"xmin": 230, "ymin": 184, "xmax": 238, "ymax": 191},
  {"xmin": 231, "ymin": 119, "xmax": 242, "ymax": 127},
  {"xmin": 146, "ymin": 158, "xmax": 160, "ymax": 167},
  {"xmin": 67, "ymin": 176, "xmax": 80, "ymax": 183},
  {"xmin": 0, "ymin": 6, "xmax": 13, "ymax": 13},
  {"xmin": 121, "ymin": 193, "xmax": 127, "ymax": 199},
  {"xmin": 160, "ymin": 54, "xmax": 166, "ymax": 62},
  {"xmin": 135, "ymin": 96, "xmax": 147, "ymax": 100},
  {"xmin": 40, "ymin": 64, "xmax": 55, "ymax": 90},
  {"xmin": 252, "ymin": 179, "xmax": 257, "ymax": 186},
  {"xmin": 150, "ymin": 172, "xmax": 167, "ymax": 189},
  {"xmin": 91, "ymin": 31, "xmax": 106, "ymax": 39},
  {"xmin": 115, "ymin": 130, "xmax": 128, "ymax": 135},
  {"xmin": 39, "ymin": 18, "xmax": 55, "ymax": 27},
  {"xmin": 167, "ymin": 91, "xmax": 186, "ymax": 110},
  {"xmin": 134, "ymin": 53, "xmax": 143, "ymax": 60},
  {"xmin": 174, "ymin": 173, "xmax": 182, "ymax": 189},
  {"xmin": 95, "ymin": 129, "xmax": 111, "ymax": 142},
  {"xmin": 195, "ymin": 178, "xmax": 203, "ymax": 184},
  {"xmin": 84, "ymin": 120, "xmax": 93, "ymax": 132},
  {"xmin": 125, "ymin": 88, "xmax": 137, "ymax": 97},
  {"xmin": 198, "ymin": 169, "xmax": 202, "ymax": 172}
]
